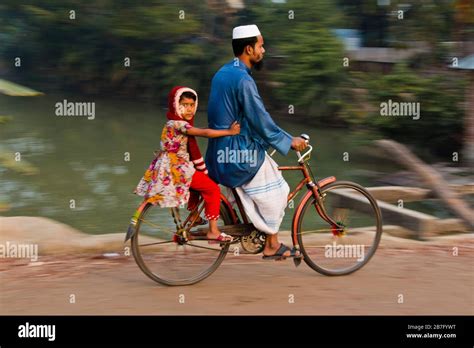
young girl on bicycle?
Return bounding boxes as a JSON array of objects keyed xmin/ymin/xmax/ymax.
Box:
[{"xmin": 134, "ymin": 86, "xmax": 239, "ymax": 243}]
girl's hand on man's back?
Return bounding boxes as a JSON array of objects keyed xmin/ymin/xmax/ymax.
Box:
[{"xmin": 229, "ymin": 121, "xmax": 240, "ymax": 135}]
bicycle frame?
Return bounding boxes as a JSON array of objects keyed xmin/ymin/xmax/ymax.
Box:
[{"xmin": 227, "ymin": 155, "xmax": 340, "ymax": 232}]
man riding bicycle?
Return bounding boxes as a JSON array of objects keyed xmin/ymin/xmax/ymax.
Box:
[{"xmin": 205, "ymin": 24, "xmax": 308, "ymax": 261}]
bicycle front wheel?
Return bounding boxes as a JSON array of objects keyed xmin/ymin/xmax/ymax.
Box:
[
  {"xmin": 131, "ymin": 200, "xmax": 233, "ymax": 286},
  {"xmin": 296, "ymin": 181, "xmax": 382, "ymax": 276}
]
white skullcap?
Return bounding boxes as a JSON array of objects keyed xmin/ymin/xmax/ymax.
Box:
[{"xmin": 232, "ymin": 24, "xmax": 261, "ymax": 39}]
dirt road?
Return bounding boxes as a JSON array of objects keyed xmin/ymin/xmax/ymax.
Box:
[{"xmin": 1, "ymin": 234, "xmax": 472, "ymax": 315}]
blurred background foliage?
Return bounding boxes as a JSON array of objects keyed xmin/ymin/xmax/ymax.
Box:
[
  {"xmin": 344, "ymin": 64, "xmax": 467, "ymax": 157},
  {"xmin": 0, "ymin": 0, "xmax": 472, "ymax": 156}
]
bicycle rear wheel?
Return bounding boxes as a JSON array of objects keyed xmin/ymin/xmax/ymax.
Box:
[
  {"xmin": 295, "ymin": 181, "xmax": 382, "ymax": 276},
  {"xmin": 131, "ymin": 199, "xmax": 233, "ymax": 286}
]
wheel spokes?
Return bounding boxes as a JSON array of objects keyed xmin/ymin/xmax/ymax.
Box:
[
  {"xmin": 139, "ymin": 240, "xmax": 175, "ymax": 247},
  {"xmin": 132, "ymin": 202, "xmax": 230, "ymax": 285},
  {"xmin": 297, "ymin": 183, "xmax": 382, "ymax": 275},
  {"xmin": 297, "ymin": 228, "xmax": 342, "ymax": 235},
  {"xmin": 185, "ymin": 242, "xmax": 223, "ymax": 252}
]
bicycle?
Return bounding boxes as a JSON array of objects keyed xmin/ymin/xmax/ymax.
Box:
[{"xmin": 125, "ymin": 134, "xmax": 383, "ymax": 286}]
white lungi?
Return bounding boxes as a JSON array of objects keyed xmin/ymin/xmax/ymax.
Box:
[{"xmin": 225, "ymin": 152, "xmax": 289, "ymax": 235}]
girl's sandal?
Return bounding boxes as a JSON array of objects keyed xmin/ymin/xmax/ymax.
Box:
[{"xmin": 208, "ymin": 232, "xmax": 233, "ymax": 245}]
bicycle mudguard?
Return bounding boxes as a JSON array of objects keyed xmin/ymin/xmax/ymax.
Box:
[
  {"xmin": 124, "ymin": 200, "xmax": 149, "ymax": 242},
  {"xmin": 290, "ymin": 176, "xmax": 336, "ymax": 246},
  {"xmin": 317, "ymin": 176, "xmax": 336, "ymax": 188}
]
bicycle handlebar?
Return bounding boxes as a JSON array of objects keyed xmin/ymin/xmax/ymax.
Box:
[
  {"xmin": 269, "ymin": 133, "xmax": 313, "ymax": 162},
  {"xmin": 296, "ymin": 133, "xmax": 312, "ymax": 163},
  {"xmin": 296, "ymin": 145, "xmax": 312, "ymax": 163}
]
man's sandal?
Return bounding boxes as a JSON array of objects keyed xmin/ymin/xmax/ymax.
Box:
[
  {"xmin": 208, "ymin": 232, "xmax": 233, "ymax": 244},
  {"xmin": 262, "ymin": 243, "xmax": 301, "ymax": 261}
]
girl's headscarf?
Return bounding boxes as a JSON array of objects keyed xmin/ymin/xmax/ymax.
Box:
[{"xmin": 166, "ymin": 86, "xmax": 207, "ymax": 174}]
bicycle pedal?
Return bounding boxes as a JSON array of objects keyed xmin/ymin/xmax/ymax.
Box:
[{"xmin": 293, "ymin": 257, "xmax": 302, "ymax": 267}]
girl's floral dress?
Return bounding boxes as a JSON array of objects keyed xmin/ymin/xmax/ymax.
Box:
[{"xmin": 135, "ymin": 120, "xmax": 196, "ymax": 207}]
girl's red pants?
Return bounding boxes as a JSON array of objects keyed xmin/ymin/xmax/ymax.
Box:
[{"xmin": 189, "ymin": 170, "xmax": 220, "ymax": 220}]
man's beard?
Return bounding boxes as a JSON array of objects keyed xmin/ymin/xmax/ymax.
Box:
[{"xmin": 253, "ymin": 58, "xmax": 264, "ymax": 71}]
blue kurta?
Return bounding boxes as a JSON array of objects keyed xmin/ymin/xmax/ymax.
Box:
[{"xmin": 205, "ymin": 59, "xmax": 293, "ymax": 188}]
